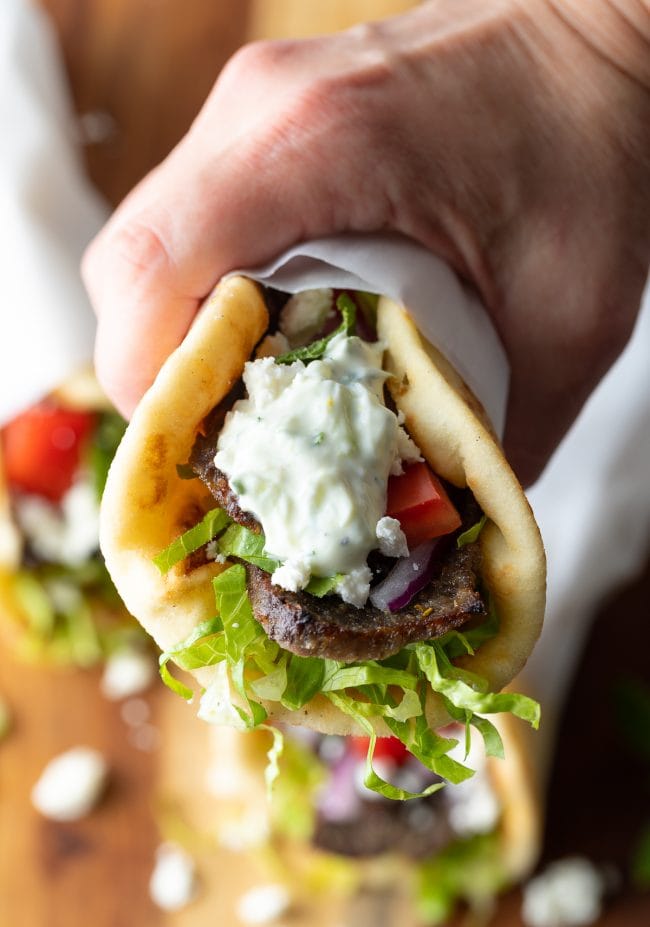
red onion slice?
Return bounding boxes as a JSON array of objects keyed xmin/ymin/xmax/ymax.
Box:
[{"xmin": 369, "ymin": 538, "xmax": 444, "ymax": 612}]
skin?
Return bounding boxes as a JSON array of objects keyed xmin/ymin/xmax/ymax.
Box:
[{"xmin": 82, "ymin": 0, "xmax": 650, "ymax": 486}]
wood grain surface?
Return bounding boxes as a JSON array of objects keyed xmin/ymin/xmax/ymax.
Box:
[{"xmin": 2, "ymin": 1, "xmax": 649, "ymax": 925}]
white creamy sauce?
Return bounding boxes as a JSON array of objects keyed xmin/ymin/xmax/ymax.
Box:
[{"xmin": 215, "ymin": 329, "xmax": 420, "ymax": 604}]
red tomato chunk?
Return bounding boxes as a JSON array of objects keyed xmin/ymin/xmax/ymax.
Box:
[
  {"xmin": 387, "ymin": 462, "xmax": 461, "ymax": 548},
  {"xmin": 2, "ymin": 402, "xmax": 95, "ymax": 503},
  {"xmin": 350, "ymin": 736, "xmax": 411, "ymax": 766}
]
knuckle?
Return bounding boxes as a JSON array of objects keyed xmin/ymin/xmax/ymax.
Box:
[
  {"xmin": 110, "ymin": 220, "xmax": 171, "ymax": 277},
  {"xmin": 220, "ymin": 37, "xmax": 299, "ymax": 86}
]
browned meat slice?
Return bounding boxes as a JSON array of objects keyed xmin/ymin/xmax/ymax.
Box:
[
  {"xmin": 189, "ymin": 387, "xmax": 260, "ymax": 532},
  {"xmin": 245, "ymin": 542, "xmax": 484, "ymax": 662}
]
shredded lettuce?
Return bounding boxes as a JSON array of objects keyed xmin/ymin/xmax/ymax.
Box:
[
  {"xmin": 217, "ymin": 520, "xmax": 342, "ymax": 595},
  {"xmin": 89, "ymin": 411, "xmax": 127, "ymax": 500},
  {"xmin": 275, "ymin": 293, "xmax": 357, "ymax": 365},
  {"xmin": 217, "ymin": 523, "xmax": 279, "ymax": 572},
  {"xmin": 416, "ymin": 641, "xmax": 540, "ymax": 729},
  {"xmin": 158, "ymin": 561, "xmax": 539, "ymax": 799},
  {"xmin": 153, "ymin": 508, "xmax": 232, "ymax": 573},
  {"xmin": 8, "ymin": 560, "xmax": 138, "ymax": 667},
  {"xmin": 456, "ymin": 515, "xmax": 487, "ymax": 548},
  {"xmin": 417, "ymin": 831, "xmax": 507, "ymax": 925}
]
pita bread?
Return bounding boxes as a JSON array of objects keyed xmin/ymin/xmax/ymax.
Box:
[
  {"xmin": 206, "ymin": 710, "xmax": 542, "ymax": 890},
  {"xmin": 101, "ymin": 276, "xmax": 545, "ymax": 734}
]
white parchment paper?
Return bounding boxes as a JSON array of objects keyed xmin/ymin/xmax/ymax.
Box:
[
  {"xmin": 0, "ymin": 0, "xmax": 108, "ymax": 426},
  {"xmin": 240, "ymin": 233, "xmax": 510, "ymax": 437}
]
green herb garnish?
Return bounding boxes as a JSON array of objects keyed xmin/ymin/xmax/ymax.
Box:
[{"xmin": 275, "ymin": 293, "xmax": 357, "ymax": 365}]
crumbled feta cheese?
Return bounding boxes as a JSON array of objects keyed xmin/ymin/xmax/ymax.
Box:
[
  {"xmin": 255, "ymin": 332, "xmax": 290, "ymax": 358},
  {"xmin": 271, "ymin": 558, "xmax": 311, "ymax": 593},
  {"xmin": 149, "ymin": 843, "xmax": 198, "ymax": 912},
  {"xmin": 101, "ymin": 649, "xmax": 155, "ymax": 701},
  {"xmin": 522, "ymin": 858, "xmax": 606, "ymax": 927},
  {"xmin": 447, "ymin": 776, "xmax": 500, "ymax": 836},
  {"xmin": 206, "ymin": 539, "xmax": 227, "ymax": 563},
  {"xmin": 236, "ymin": 883, "xmax": 292, "ymax": 925},
  {"xmin": 31, "ymin": 747, "xmax": 108, "ymax": 821},
  {"xmin": 376, "ymin": 516, "xmax": 409, "ymax": 558},
  {"xmin": 397, "ymin": 426, "xmax": 423, "ymax": 466},
  {"xmin": 15, "ymin": 480, "xmax": 100, "ymax": 567},
  {"xmin": 279, "ymin": 288, "xmax": 334, "ymax": 345},
  {"xmin": 336, "ymin": 565, "xmax": 372, "ymax": 608}
]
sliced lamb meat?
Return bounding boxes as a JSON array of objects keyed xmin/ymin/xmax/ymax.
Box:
[{"xmin": 245, "ymin": 542, "xmax": 483, "ymax": 662}]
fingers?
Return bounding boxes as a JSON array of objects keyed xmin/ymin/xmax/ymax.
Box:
[{"xmin": 83, "ymin": 34, "xmax": 397, "ymax": 416}]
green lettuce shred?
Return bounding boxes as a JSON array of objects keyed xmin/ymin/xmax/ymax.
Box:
[
  {"xmin": 275, "ymin": 293, "xmax": 357, "ymax": 365},
  {"xmin": 217, "ymin": 520, "xmax": 342, "ymax": 596},
  {"xmin": 417, "ymin": 832, "xmax": 507, "ymax": 925},
  {"xmin": 153, "ymin": 508, "xmax": 232, "ymax": 574},
  {"xmin": 158, "ymin": 561, "xmax": 540, "ymax": 799},
  {"xmin": 456, "ymin": 515, "xmax": 487, "ymax": 549}
]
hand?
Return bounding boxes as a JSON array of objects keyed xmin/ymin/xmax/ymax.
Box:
[{"xmin": 82, "ymin": 0, "xmax": 650, "ymax": 485}]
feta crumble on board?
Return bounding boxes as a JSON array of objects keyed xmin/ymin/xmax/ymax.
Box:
[
  {"xmin": 100, "ymin": 648, "xmax": 155, "ymax": 700},
  {"xmin": 236, "ymin": 884, "xmax": 292, "ymax": 925},
  {"xmin": 31, "ymin": 747, "xmax": 107, "ymax": 821},
  {"xmin": 149, "ymin": 843, "xmax": 198, "ymax": 912},
  {"xmin": 522, "ymin": 857, "xmax": 607, "ymax": 927}
]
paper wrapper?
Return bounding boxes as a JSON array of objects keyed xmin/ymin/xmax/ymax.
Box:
[
  {"xmin": 0, "ymin": 0, "xmax": 108, "ymax": 427},
  {"xmin": 236, "ymin": 234, "xmax": 510, "ymax": 438}
]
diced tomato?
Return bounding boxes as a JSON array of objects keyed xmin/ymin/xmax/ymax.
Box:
[
  {"xmin": 1, "ymin": 402, "xmax": 96, "ymax": 503},
  {"xmin": 350, "ymin": 736, "xmax": 410, "ymax": 765},
  {"xmin": 387, "ymin": 462, "xmax": 461, "ymax": 548}
]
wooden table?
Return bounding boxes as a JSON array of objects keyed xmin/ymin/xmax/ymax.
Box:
[{"xmin": 2, "ymin": 2, "xmax": 649, "ymax": 924}]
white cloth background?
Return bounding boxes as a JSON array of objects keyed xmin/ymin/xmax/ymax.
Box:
[{"xmin": 0, "ymin": 0, "xmax": 108, "ymax": 425}]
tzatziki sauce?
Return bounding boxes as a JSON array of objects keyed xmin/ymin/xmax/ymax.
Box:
[{"xmin": 214, "ymin": 331, "xmax": 419, "ymax": 606}]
